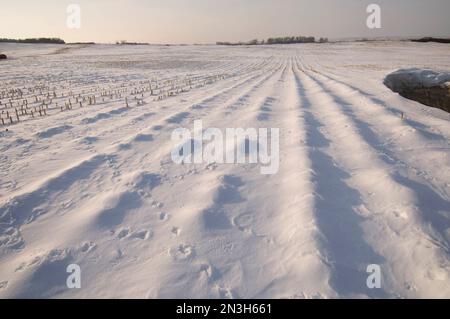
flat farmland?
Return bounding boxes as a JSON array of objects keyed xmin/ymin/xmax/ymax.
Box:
[{"xmin": 0, "ymin": 42, "xmax": 449, "ymax": 298}]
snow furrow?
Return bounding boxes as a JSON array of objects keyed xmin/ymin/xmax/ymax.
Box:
[
  {"xmin": 302, "ymin": 65, "xmax": 450, "ymax": 254},
  {"xmin": 1, "ymin": 43, "xmax": 449, "ymax": 298},
  {"xmin": 294, "ymin": 60, "xmax": 449, "ymax": 298}
]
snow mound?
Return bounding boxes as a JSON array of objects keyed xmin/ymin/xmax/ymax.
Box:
[{"xmin": 384, "ymin": 68, "xmax": 450, "ymax": 92}]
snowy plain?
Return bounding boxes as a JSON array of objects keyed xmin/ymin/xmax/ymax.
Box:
[{"xmin": 0, "ymin": 41, "xmax": 449, "ymax": 298}]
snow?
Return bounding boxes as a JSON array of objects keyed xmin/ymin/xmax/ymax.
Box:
[
  {"xmin": 384, "ymin": 68, "xmax": 450, "ymax": 92},
  {"xmin": 0, "ymin": 41, "xmax": 449, "ymax": 298}
]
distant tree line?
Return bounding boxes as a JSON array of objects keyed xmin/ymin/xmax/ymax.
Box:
[
  {"xmin": 0, "ymin": 38, "xmax": 65, "ymax": 44},
  {"xmin": 217, "ymin": 36, "xmax": 328, "ymax": 46},
  {"xmin": 115, "ymin": 40, "xmax": 149, "ymax": 45},
  {"xmin": 411, "ymin": 37, "xmax": 450, "ymax": 44},
  {"xmin": 266, "ymin": 36, "xmax": 315, "ymax": 44},
  {"xmin": 67, "ymin": 42, "xmax": 96, "ymax": 45}
]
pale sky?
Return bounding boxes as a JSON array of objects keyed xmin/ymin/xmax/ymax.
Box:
[{"xmin": 1, "ymin": 0, "xmax": 449, "ymax": 43}]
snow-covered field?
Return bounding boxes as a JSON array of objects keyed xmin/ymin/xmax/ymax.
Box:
[{"xmin": 0, "ymin": 41, "xmax": 449, "ymax": 298}]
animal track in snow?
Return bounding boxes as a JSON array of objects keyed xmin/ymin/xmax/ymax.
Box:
[
  {"xmin": 171, "ymin": 227, "xmax": 181, "ymax": 236},
  {"xmin": 116, "ymin": 227, "xmax": 151, "ymax": 240},
  {"xmin": 232, "ymin": 213, "xmax": 254, "ymax": 233},
  {"xmin": 200, "ymin": 263, "xmax": 220, "ymax": 281},
  {"xmin": 158, "ymin": 211, "xmax": 169, "ymax": 221},
  {"xmin": 216, "ymin": 286, "xmax": 234, "ymax": 299},
  {"xmin": 205, "ymin": 163, "xmax": 218, "ymax": 171},
  {"xmin": 169, "ymin": 244, "xmax": 194, "ymax": 261},
  {"xmin": 130, "ymin": 229, "xmax": 152, "ymax": 240},
  {"xmin": 80, "ymin": 241, "xmax": 97, "ymax": 253},
  {"xmin": 200, "ymin": 264, "xmax": 213, "ymax": 278},
  {"xmin": 151, "ymin": 201, "xmax": 164, "ymax": 209},
  {"xmin": 117, "ymin": 227, "xmax": 130, "ymax": 239}
]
